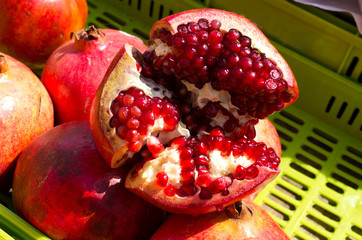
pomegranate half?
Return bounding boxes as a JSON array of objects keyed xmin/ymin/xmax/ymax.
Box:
[
  {"xmin": 0, "ymin": 53, "xmax": 53, "ymax": 189},
  {"xmin": 90, "ymin": 9, "xmax": 298, "ymax": 215},
  {"xmin": 12, "ymin": 121, "xmax": 165, "ymax": 240},
  {"xmin": 41, "ymin": 26, "xmax": 147, "ymax": 124}
]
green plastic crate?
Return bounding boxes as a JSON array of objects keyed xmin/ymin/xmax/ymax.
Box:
[{"xmin": 1, "ymin": 0, "xmax": 361, "ymax": 239}]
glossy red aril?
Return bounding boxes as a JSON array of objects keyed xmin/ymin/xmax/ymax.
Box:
[
  {"xmin": 90, "ymin": 9, "xmax": 298, "ymax": 215},
  {"xmin": 42, "ymin": 26, "xmax": 147, "ymax": 124}
]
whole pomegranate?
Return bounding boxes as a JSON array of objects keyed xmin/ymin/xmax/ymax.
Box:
[
  {"xmin": 0, "ymin": 0, "xmax": 88, "ymax": 69},
  {"xmin": 12, "ymin": 121, "xmax": 165, "ymax": 240},
  {"xmin": 41, "ymin": 26, "xmax": 148, "ymax": 124},
  {"xmin": 90, "ymin": 9, "xmax": 299, "ymax": 215},
  {"xmin": 150, "ymin": 200, "xmax": 290, "ymax": 239},
  {"xmin": 0, "ymin": 53, "xmax": 53, "ymax": 189}
]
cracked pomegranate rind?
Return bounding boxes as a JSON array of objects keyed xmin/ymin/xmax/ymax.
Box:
[{"xmin": 90, "ymin": 9, "xmax": 298, "ymax": 215}]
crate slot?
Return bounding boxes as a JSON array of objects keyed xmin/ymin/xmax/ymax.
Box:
[
  {"xmin": 103, "ymin": 12, "xmax": 126, "ymax": 26},
  {"xmin": 299, "ymin": 224, "xmax": 328, "ymax": 240},
  {"xmin": 149, "ymin": 0, "xmax": 154, "ymax": 17},
  {"xmin": 296, "ymin": 153, "xmax": 322, "ymax": 170},
  {"xmin": 132, "ymin": 28, "xmax": 148, "ymax": 40},
  {"xmin": 281, "ymin": 175, "xmax": 309, "ymax": 191},
  {"xmin": 325, "ymin": 96, "xmax": 336, "ymax": 113},
  {"xmin": 268, "ymin": 193, "xmax": 296, "ymax": 211},
  {"xmin": 331, "ymin": 173, "xmax": 358, "ymax": 189},
  {"xmin": 280, "ymin": 110, "xmax": 304, "ymax": 125},
  {"xmin": 347, "ymin": 146, "xmax": 362, "ymax": 158},
  {"xmin": 301, "ymin": 145, "xmax": 327, "ymax": 161},
  {"xmin": 88, "ymin": 1, "xmax": 97, "ymax": 9},
  {"xmin": 307, "ymin": 136, "xmax": 333, "ymax": 152},
  {"xmin": 274, "ymin": 118, "xmax": 299, "ymax": 133},
  {"xmin": 96, "ymin": 17, "xmax": 118, "ymax": 29},
  {"xmin": 281, "ymin": 143, "xmax": 287, "ymax": 151},
  {"xmin": 346, "ymin": 236, "xmax": 358, "ymax": 240},
  {"xmin": 292, "ymin": 236, "xmax": 304, "ymax": 240},
  {"xmin": 336, "ymin": 164, "xmax": 362, "ymax": 180},
  {"xmin": 312, "ymin": 128, "xmax": 338, "ymax": 144},
  {"xmin": 290, "ymin": 162, "xmax": 316, "ymax": 178},
  {"xmin": 326, "ymin": 182, "xmax": 344, "ymax": 194},
  {"xmin": 351, "ymin": 225, "xmax": 362, "ymax": 237},
  {"xmin": 312, "ymin": 204, "xmax": 340, "ymax": 222},
  {"xmin": 128, "ymin": 0, "xmax": 132, "ymax": 6},
  {"xmin": 137, "ymin": 0, "xmax": 141, "ymax": 10},
  {"xmin": 277, "ymin": 129, "xmax": 293, "ymax": 142},
  {"xmin": 337, "ymin": 102, "xmax": 348, "ymax": 119},
  {"xmin": 346, "ymin": 56, "xmax": 359, "ymax": 77},
  {"xmin": 306, "ymin": 214, "xmax": 335, "ymax": 233},
  {"xmin": 261, "ymin": 203, "xmax": 290, "ymax": 221},
  {"xmin": 158, "ymin": 4, "xmax": 164, "ymax": 19},
  {"xmin": 275, "ymin": 184, "xmax": 303, "ymax": 200},
  {"xmin": 358, "ymin": 72, "xmax": 362, "ymax": 83},
  {"xmin": 318, "ymin": 194, "xmax": 337, "ymax": 207},
  {"xmin": 348, "ymin": 108, "xmax": 359, "ymax": 125},
  {"xmin": 342, "ymin": 155, "xmax": 362, "ymax": 170}
]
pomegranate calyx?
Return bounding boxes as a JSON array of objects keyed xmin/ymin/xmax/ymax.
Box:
[
  {"xmin": 71, "ymin": 25, "xmax": 105, "ymax": 41},
  {"xmin": 0, "ymin": 55, "xmax": 8, "ymax": 73},
  {"xmin": 225, "ymin": 201, "xmax": 243, "ymax": 219}
]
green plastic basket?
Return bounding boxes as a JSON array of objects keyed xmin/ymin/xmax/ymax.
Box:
[{"xmin": 1, "ymin": 0, "xmax": 361, "ymax": 239}]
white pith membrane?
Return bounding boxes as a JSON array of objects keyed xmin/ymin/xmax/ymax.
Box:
[{"xmin": 134, "ymin": 147, "xmax": 255, "ymax": 189}]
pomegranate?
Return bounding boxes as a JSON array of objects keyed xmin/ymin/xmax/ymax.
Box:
[
  {"xmin": 150, "ymin": 200, "xmax": 290, "ymax": 239},
  {"xmin": 0, "ymin": 53, "xmax": 53, "ymax": 189},
  {"xmin": 41, "ymin": 26, "xmax": 148, "ymax": 124},
  {"xmin": 12, "ymin": 121, "xmax": 165, "ymax": 240},
  {"xmin": 0, "ymin": 0, "xmax": 88, "ymax": 69},
  {"xmin": 90, "ymin": 9, "xmax": 298, "ymax": 215}
]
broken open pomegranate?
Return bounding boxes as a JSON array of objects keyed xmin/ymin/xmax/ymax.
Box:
[{"xmin": 90, "ymin": 9, "xmax": 298, "ymax": 215}]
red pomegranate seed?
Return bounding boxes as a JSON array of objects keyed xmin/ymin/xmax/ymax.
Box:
[
  {"xmin": 194, "ymin": 142, "xmax": 209, "ymax": 155},
  {"xmin": 199, "ymin": 188, "xmax": 212, "ymax": 200},
  {"xmin": 139, "ymin": 111, "xmax": 155, "ymax": 125},
  {"xmin": 130, "ymin": 106, "xmax": 142, "ymax": 117},
  {"xmin": 126, "ymin": 129, "xmax": 139, "ymax": 142},
  {"xmin": 118, "ymin": 107, "xmax": 130, "ymax": 122},
  {"xmin": 122, "ymin": 94, "xmax": 134, "ymax": 107},
  {"xmin": 180, "ymin": 170, "xmax": 195, "ymax": 184},
  {"xmin": 207, "ymin": 176, "xmax": 232, "ymax": 194},
  {"xmin": 171, "ymin": 136, "xmax": 187, "ymax": 149},
  {"xmin": 116, "ymin": 125, "xmax": 128, "ymax": 139},
  {"xmin": 195, "ymin": 155, "xmax": 209, "ymax": 166},
  {"xmin": 128, "ymin": 140, "xmax": 142, "ymax": 152},
  {"xmin": 156, "ymin": 172, "xmax": 168, "ymax": 187},
  {"xmin": 210, "ymin": 20, "xmax": 221, "ymax": 30},
  {"xmin": 164, "ymin": 185, "xmax": 176, "ymax": 197},
  {"xmin": 245, "ymin": 165, "xmax": 259, "ymax": 179},
  {"xmin": 196, "ymin": 173, "xmax": 212, "ymax": 188},
  {"xmin": 179, "ymin": 184, "xmax": 197, "ymax": 196},
  {"xmin": 163, "ymin": 116, "xmax": 178, "ymax": 131},
  {"xmin": 126, "ymin": 118, "xmax": 140, "ymax": 129},
  {"xmin": 147, "ymin": 136, "xmax": 165, "ymax": 158},
  {"xmin": 179, "ymin": 147, "xmax": 193, "ymax": 160},
  {"xmin": 233, "ymin": 165, "xmax": 245, "ymax": 180}
]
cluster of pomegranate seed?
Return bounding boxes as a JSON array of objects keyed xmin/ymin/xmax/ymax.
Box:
[
  {"xmin": 142, "ymin": 18, "xmax": 292, "ymax": 119},
  {"xmin": 109, "ymin": 87, "xmax": 180, "ymax": 152},
  {"xmin": 136, "ymin": 128, "xmax": 280, "ymax": 199}
]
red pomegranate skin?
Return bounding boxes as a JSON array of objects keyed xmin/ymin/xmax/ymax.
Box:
[
  {"xmin": 0, "ymin": 53, "xmax": 53, "ymax": 189},
  {"xmin": 12, "ymin": 121, "xmax": 165, "ymax": 240},
  {"xmin": 0, "ymin": 0, "xmax": 88, "ymax": 69},
  {"xmin": 150, "ymin": 200, "xmax": 290, "ymax": 240},
  {"xmin": 41, "ymin": 28, "xmax": 148, "ymax": 124}
]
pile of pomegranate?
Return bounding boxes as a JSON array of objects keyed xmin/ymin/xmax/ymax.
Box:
[{"xmin": 1, "ymin": 3, "xmax": 299, "ymax": 239}]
